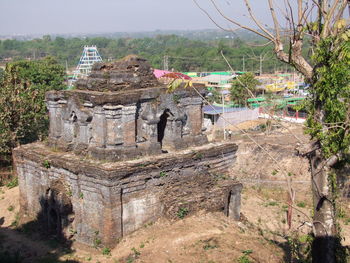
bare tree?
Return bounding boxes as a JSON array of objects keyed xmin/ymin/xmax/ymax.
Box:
[{"xmin": 194, "ymin": 0, "xmax": 350, "ymax": 262}]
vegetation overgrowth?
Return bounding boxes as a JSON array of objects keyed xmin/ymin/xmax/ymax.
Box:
[
  {"xmin": 306, "ymin": 31, "xmax": 350, "ymax": 158},
  {"xmin": 0, "ymin": 57, "xmax": 65, "ymax": 165},
  {"xmin": 0, "ymin": 35, "xmax": 294, "ymax": 73}
]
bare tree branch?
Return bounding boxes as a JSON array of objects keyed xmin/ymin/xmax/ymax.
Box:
[
  {"xmin": 192, "ymin": 0, "xmax": 240, "ymax": 33},
  {"xmin": 332, "ymin": 0, "xmax": 348, "ymax": 35},
  {"xmin": 322, "ymin": 0, "xmax": 343, "ymax": 37},
  {"xmin": 268, "ymin": 0, "xmax": 281, "ymax": 41},
  {"xmin": 243, "ymin": 0, "xmax": 276, "ymax": 39},
  {"xmin": 197, "ymin": 0, "xmax": 275, "ymax": 41}
]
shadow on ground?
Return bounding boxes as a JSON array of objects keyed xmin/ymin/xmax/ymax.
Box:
[
  {"xmin": 264, "ymin": 232, "xmax": 349, "ymax": 263},
  {"xmin": 0, "ymin": 193, "xmax": 79, "ymax": 263}
]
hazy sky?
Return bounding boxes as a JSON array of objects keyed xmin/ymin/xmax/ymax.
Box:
[{"xmin": 0, "ymin": 0, "xmax": 278, "ymax": 35}]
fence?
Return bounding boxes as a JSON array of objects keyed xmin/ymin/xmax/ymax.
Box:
[
  {"xmin": 215, "ymin": 107, "xmax": 260, "ymax": 127},
  {"xmin": 258, "ymin": 107, "xmax": 307, "ymax": 123}
]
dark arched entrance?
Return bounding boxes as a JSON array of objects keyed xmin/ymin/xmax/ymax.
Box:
[
  {"xmin": 157, "ymin": 109, "xmax": 170, "ymax": 147},
  {"xmin": 42, "ymin": 182, "xmax": 74, "ymax": 238}
]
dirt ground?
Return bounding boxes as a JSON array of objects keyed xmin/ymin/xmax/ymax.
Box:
[
  {"xmin": 3, "ymin": 183, "xmax": 349, "ymax": 263},
  {"xmin": 0, "ymin": 185, "xmax": 294, "ymax": 263},
  {"xmin": 1, "ymin": 121, "xmax": 349, "ymax": 263}
]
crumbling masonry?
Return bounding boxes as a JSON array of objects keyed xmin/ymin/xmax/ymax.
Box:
[{"xmin": 13, "ymin": 56, "xmax": 242, "ymax": 248}]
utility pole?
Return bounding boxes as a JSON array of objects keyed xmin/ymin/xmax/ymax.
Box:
[
  {"xmin": 163, "ymin": 55, "xmax": 169, "ymax": 71},
  {"xmin": 222, "ymin": 88, "xmax": 226, "ymax": 140},
  {"xmin": 65, "ymin": 60, "xmax": 69, "ymax": 74},
  {"xmin": 242, "ymin": 56, "xmax": 245, "ymax": 72},
  {"xmin": 259, "ymin": 54, "xmax": 262, "ymax": 76}
]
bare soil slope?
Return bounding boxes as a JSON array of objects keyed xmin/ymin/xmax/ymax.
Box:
[{"xmin": 1, "ymin": 122, "xmax": 349, "ymax": 262}]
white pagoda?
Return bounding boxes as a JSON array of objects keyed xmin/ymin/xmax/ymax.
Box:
[{"xmin": 69, "ymin": 45, "xmax": 102, "ymax": 87}]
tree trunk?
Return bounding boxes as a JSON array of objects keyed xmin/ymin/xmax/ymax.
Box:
[{"xmin": 309, "ymin": 147, "xmax": 337, "ymax": 263}]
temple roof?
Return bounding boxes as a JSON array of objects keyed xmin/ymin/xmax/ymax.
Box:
[{"xmin": 75, "ymin": 55, "xmax": 160, "ymax": 92}]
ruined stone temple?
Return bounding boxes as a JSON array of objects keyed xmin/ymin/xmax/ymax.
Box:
[{"xmin": 13, "ymin": 55, "xmax": 242, "ymax": 248}]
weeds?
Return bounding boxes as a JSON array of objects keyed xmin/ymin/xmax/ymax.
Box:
[
  {"xmin": 125, "ymin": 247, "xmax": 141, "ymax": 263},
  {"xmin": 102, "ymin": 247, "xmax": 111, "ymax": 256},
  {"xmin": 264, "ymin": 201, "xmax": 278, "ymax": 207},
  {"xmin": 297, "ymin": 201, "xmax": 306, "ymax": 208},
  {"xmin": 66, "ymin": 189, "xmax": 72, "ymax": 197},
  {"xmin": 177, "ymin": 207, "xmax": 189, "ymax": 219},
  {"xmin": 202, "ymin": 238, "xmax": 218, "ymax": 250},
  {"xmin": 193, "ymin": 152, "xmax": 203, "ymax": 160},
  {"xmin": 287, "ymin": 233, "xmax": 313, "ymax": 262},
  {"xmin": 281, "ymin": 205, "xmax": 289, "ymax": 212},
  {"xmin": 7, "ymin": 205, "xmax": 14, "ymax": 212},
  {"xmin": 143, "ymin": 221, "xmax": 154, "ymax": 228},
  {"xmin": 159, "ymin": 171, "xmax": 167, "ymax": 177},
  {"xmin": 94, "ymin": 238, "xmax": 101, "ymax": 248},
  {"xmin": 69, "ymin": 228, "xmax": 77, "ymax": 235},
  {"xmin": 93, "ymin": 231, "xmax": 101, "ymax": 249},
  {"xmin": 213, "ymin": 173, "xmax": 229, "ymax": 181},
  {"xmin": 131, "ymin": 247, "xmax": 140, "ymax": 257},
  {"xmin": 238, "ymin": 249, "xmax": 253, "ymax": 263},
  {"xmin": 344, "ymin": 218, "xmax": 350, "ymax": 225},
  {"xmin": 6, "ymin": 177, "xmax": 18, "ymax": 189},
  {"xmin": 173, "ymin": 94, "xmax": 181, "ymax": 104},
  {"xmin": 42, "ymin": 160, "xmax": 51, "ymax": 169},
  {"xmin": 10, "ymin": 213, "xmax": 20, "ymax": 228}
]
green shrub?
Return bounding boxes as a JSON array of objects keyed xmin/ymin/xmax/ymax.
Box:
[
  {"xmin": 42, "ymin": 160, "xmax": 51, "ymax": 169},
  {"xmin": 177, "ymin": 207, "xmax": 189, "ymax": 219},
  {"xmin": 238, "ymin": 249, "xmax": 253, "ymax": 263},
  {"xmin": 159, "ymin": 171, "xmax": 167, "ymax": 177},
  {"xmin": 0, "ymin": 58, "xmax": 65, "ymax": 164},
  {"xmin": 102, "ymin": 247, "xmax": 111, "ymax": 256},
  {"xmin": 93, "ymin": 238, "xmax": 101, "ymax": 248},
  {"xmin": 297, "ymin": 201, "xmax": 306, "ymax": 208},
  {"xmin": 6, "ymin": 177, "xmax": 18, "ymax": 189}
]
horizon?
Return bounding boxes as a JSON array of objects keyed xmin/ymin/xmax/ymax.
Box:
[{"xmin": 0, "ymin": 0, "xmax": 279, "ymax": 36}]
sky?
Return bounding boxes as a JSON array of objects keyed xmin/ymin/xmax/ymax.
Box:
[{"xmin": 0, "ymin": 0, "xmax": 280, "ymax": 35}]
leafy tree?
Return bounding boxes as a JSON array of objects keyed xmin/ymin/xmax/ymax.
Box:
[
  {"xmin": 0, "ymin": 68, "xmax": 4, "ymax": 82},
  {"xmin": 230, "ymin": 72, "xmax": 260, "ymax": 106},
  {"xmin": 0, "ymin": 57, "xmax": 65, "ymax": 164},
  {"xmin": 207, "ymin": 87, "xmax": 222, "ymax": 104},
  {"xmin": 194, "ymin": 0, "xmax": 349, "ymax": 261}
]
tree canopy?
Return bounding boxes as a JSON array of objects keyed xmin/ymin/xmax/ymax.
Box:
[
  {"xmin": 306, "ymin": 30, "xmax": 350, "ymax": 158},
  {"xmin": 0, "ymin": 57, "xmax": 65, "ymax": 164},
  {"xmin": 0, "ymin": 35, "xmax": 292, "ymax": 73},
  {"xmin": 230, "ymin": 72, "xmax": 261, "ymax": 106}
]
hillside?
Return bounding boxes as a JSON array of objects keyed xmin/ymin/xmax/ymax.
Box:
[{"xmin": 1, "ymin": 122, "xmax": 349, "ymax": 263}]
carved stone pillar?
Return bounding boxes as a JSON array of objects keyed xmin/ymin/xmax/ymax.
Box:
[
  {"xmin": 47, "ymin": 99, "xmax": 66, "ymax": 139},
  {"xmin": 91, "ymin": 106, "xmax": 107, "ymax": 148},
  {"xmin": 122, "ymin": 106, "xmax": 137, "ymax": 147},
  {"xmin": 78, "ymin": 122, "xmax": 89, "ymax": 144},
  {"xmin": 104, "ymin": 105, "xmax": 123, "ymax": 148},
  {"xmin": 181, "ymin": 97, "xmax": 203, "ymax": 136}
]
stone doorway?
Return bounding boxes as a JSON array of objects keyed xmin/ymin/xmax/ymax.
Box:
[{"xmin": 42, "ymin": 181, "xmax": 74, "ymax": 238}]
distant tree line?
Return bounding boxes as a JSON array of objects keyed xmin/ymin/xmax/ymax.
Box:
[{"xmin": 0, "ymin": 35, "xmax": 295, "ymax": 73}]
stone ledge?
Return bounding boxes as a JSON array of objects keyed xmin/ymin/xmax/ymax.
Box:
[{"xmin": 13, "ymin": 141, "xmax": 238, "ymax": 181}]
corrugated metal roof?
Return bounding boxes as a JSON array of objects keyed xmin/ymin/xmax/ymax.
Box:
[
  {"xmin": 196, "ymin": 74, "xmax": 236, "ymax": 82},
  {"xmin": 203, "ymin": 105, "xmax": 248, "ymax": 115}
]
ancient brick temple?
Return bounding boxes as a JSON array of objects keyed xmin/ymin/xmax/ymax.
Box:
[{"xmin": 13, "ymin": 56, "xmax": 242, "ymax": 248}]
